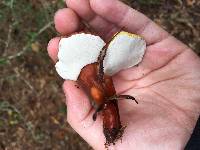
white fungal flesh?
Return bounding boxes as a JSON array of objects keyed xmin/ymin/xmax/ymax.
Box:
[
  {"xmin": 104, "ymin": 31, "xmax": 146, "ymax": 75},
  {"xmin": 55, "ymin": 31, "xmax": 146, "ymax": 80},
  {"xmin": 55, "ymin": 33, "xmax": 106, "ymax": 80}
]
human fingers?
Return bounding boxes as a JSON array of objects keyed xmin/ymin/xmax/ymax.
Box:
[
  {"xmin": 47, "ymin": 37, "xmax": 60, "ymax": 62},
  {"xmin": 63, "ymin": 80, "xmax": 105, "ymax": 150},
  {"xmin": 67, "ymin": 0, "xmax": 169, "ymax": 44},
  {"xmin": 66, "ymin": 0, "xmax": 119, "ymax": 40},
  {"xmin": 54, "ymin": 8, "xmax": 80, "ymax": 35}
]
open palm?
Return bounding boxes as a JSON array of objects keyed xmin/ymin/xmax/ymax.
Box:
[{"xmin": 47, "ymin": 0, "xmax": 200, "ymax": 149}]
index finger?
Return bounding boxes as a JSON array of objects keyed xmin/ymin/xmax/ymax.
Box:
[{"xmin": 89, "ymin": 0, "xmax": 169, "ymax": 45}]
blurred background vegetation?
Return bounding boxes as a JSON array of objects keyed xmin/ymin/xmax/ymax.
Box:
[{"xmin": 0, "ymin": 0, "xmax": 199, "ymax": 149}]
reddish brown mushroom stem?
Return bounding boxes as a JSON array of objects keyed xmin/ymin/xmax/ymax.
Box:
[
  {"xmin": 103, "ymin": 101, "xmax": 124, "ymax": 146},
  {"xmin": 78, "ymin": 63, "xmax": 124, "ymax": 145}
]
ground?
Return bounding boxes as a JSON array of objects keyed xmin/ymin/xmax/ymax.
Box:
[{"xmin": 0, "ymin": 0, "xmax": 199, "ymax": 149}]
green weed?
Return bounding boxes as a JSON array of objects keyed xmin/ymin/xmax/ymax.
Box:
[
  {"xmin": 59, "ymin": 105, "xmax": 67, "ymax": 114},
  {"xmin": 2, "ymin": 0, "xmax": 15, "ymax": 9},
  {"xmin": 0, "ymin": 100, "xmax": 22, "ymax": 126},
  {"xmin": 0, "ymin": 58, "xmax": 8, "ymax": 65}
]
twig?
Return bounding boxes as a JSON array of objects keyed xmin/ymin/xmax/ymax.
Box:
[
  {"xmin": 10, "ymin": 0, "xmax": 14, "ymax": 9},
  {"xmin": 5, "ymin": 21, "xmax": 53, "ymax": 60},
  {"xmin": 3, "ymin": 24, "xmax": 13, "ymax": 57},
  {"xmin": 14, "ymin": 68, "xmax": 35, "ymax": 91},
  {"xmin": 0, "ymin": 39, "xmax": 6, "ymax": 46},
  {"xmin": 175, "ymin": 0, "xmax": 183, "ymax": 5},
  {"xmin": 37, "ymin": 21, "xmax": 53, "ymax": 36},
  {"xmin": 20, "ymin": 77, "xmax": 35, "ymax": 91}
]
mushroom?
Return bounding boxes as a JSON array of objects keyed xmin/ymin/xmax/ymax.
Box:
[
  {"xmin": 55, "ymin": 31, "xmax": 146, "ymax": 146},
  {"xmin": 55, "ymin": 31, "xmax": 146, "ymax": 80}
]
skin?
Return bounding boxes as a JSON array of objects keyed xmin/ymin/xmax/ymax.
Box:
[{"xmin": 47, "ymin": 0, "xmax": 200, "ymax": 149}]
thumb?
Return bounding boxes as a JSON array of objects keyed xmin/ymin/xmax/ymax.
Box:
[
  {"xmin": 63, "ymin": 80, "xmax": 91, "ymax": 122},
  {"xmin": 63, "ymin": 80, "xmax": 105, "ymax": 149}
]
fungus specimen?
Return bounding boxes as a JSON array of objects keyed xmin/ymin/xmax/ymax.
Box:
[{"xmin": 55, "ymin": 31, "xmax": 146, "ymax": 146}]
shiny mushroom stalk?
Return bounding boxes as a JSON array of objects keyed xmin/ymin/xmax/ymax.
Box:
[{"xmin": 55, "ymin": 31, "xmax": 146, "ymax": 146}]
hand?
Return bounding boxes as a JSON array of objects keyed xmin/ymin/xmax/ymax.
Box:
[{"xmin": 47, "ymin": 0, "xmax": 200, "ymax": 149}]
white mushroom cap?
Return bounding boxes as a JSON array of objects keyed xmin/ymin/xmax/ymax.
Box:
[
  {"xmin": 55, "ymin": 33, "xmax": 106, "ymax": 80},
  {"xmin": 104, "ymin": 31, "xmax": 146, "ymax": 75},
  {"xmin": 55, "ymin": 31, "xmax": 146, "ymax": 80}
]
